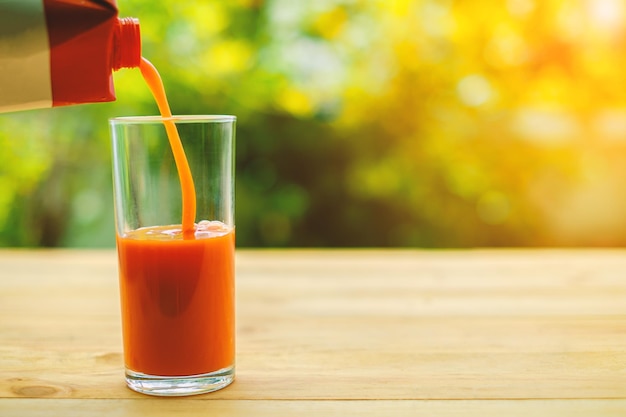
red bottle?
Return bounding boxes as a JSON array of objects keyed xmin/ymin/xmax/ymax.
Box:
[{"xmin": 0, "ymin": 0, "xmax": 140, "ymax": 113}]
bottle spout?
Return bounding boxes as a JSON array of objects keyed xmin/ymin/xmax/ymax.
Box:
[{"xmin": 113, "ymin": 17, "xmax": 141, "ymax": 70}]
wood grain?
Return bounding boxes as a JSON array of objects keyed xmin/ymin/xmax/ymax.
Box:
[
  {"xmin": 0, "ymin": 249, "xmax": 625, "ymax": 414},
  {"xmin": 1, "ymin": 399, "xmax": 626, "ymax": 417}
]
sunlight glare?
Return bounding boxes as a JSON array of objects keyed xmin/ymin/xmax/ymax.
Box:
[{"xmin": 587, "ymin": 0, "xmax": 624, "ymax": 31}]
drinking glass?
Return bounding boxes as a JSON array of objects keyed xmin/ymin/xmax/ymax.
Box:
[{"xmin": 109, "ymin": 115, "xmax": 236, "ymax": 396}]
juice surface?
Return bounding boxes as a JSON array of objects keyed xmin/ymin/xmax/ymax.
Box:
[{"xmin": 116, "ymin": 223, "xmax": 235, "ymax": 376}]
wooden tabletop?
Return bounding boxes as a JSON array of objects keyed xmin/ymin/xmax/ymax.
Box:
[{"xmin": 0, "ymin": 249, "xmax": 625, "ymax": 416}]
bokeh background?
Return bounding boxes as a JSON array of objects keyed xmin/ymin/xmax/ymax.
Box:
[{"xmin": 3, "ymin": 0, "xmax": 626, "ymax": 248}]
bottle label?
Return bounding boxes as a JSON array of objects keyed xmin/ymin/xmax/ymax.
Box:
[{"xmin": 0, "ymin": 0, "xmax": 52, "ymax": 112}]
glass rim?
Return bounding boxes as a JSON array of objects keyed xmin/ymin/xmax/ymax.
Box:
[{"xmin": 109, "ymin": 115, "xmax": 236, "ymax": 125}]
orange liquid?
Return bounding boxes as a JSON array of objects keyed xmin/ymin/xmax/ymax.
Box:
[
  {"xmin": 139, "ymin": 57, "xmax": 196, "ymax": 238},
  {"xmin": 117, "ymin": 225, "xmax": 235, "ymax": 376},
  {"xmin": 115, "ymin": 59, "xmax": 234, "ymax": 376}
]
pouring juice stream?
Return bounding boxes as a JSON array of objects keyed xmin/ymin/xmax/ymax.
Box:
[{"xmin": 139, "ymin": 57, "xmax": 197, "ymax": 238}]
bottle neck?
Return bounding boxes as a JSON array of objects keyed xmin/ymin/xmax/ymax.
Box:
[{"xmin": 112, "ymin": 17, "xmax": 141, "ymax": 71}]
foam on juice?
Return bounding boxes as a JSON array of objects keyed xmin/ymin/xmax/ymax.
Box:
[{"xmin": 126, "ymin": 221, "xmax": 233, "ymax": 241}]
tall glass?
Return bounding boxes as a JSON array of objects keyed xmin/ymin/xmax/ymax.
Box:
[{"xmin": 109, "ymin": 115, "xmax": 236, "ymax": 396}]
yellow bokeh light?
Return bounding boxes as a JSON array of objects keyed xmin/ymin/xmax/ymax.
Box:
[
  {"xmin": 202, "ymin": 39, "xmax": 253, "ymax": 76},
  {"xmin": 310, "ymin": 7, "xmax": 348, "ymax": 40},
  {"xmin": 182, "ymin": 3, "xmax": 229, "ymax": 37},
  {"xmin": 587, "ymin": 0, "xmax": 624, "ymax": 32},
  {"xmin": 276, "ymin": 87, "xmax": 314, "ymax": 117}
]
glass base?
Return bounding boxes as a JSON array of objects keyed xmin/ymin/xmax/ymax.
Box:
[{"xmin": 125, "ymin": 366, "xmax": 235, "ymax": 396}]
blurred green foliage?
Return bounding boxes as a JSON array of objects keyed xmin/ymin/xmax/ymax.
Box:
[{"xmin": 3, "ymin": 0, "xmax": 626, "ymax": 247}]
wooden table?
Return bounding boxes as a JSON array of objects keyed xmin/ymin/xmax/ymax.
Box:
[{"xmin": 0, "ymin": 249, "xmax": 625, "ymax": 416}]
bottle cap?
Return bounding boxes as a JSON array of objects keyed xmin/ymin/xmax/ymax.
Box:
[{"xmin": 113, "ymin": 17, "xmax": 141, "ymax": 70}]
